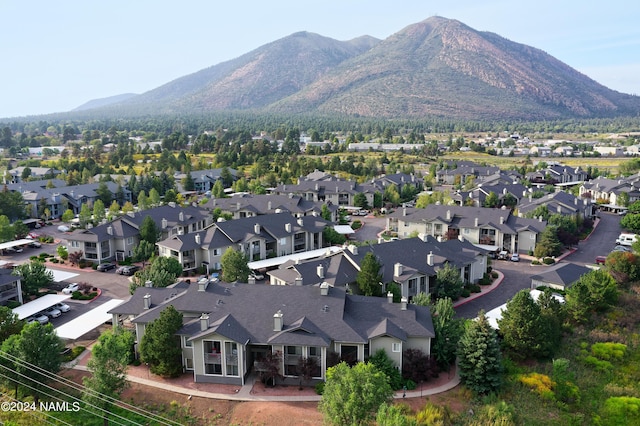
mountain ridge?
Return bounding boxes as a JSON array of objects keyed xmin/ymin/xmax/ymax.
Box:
[{"xmin": 76, "ymin": 16, "xmax": 640, "ymax": 121}]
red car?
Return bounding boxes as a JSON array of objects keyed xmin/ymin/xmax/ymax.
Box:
[{"xmin": 595, "ymin": 256, "xmax": 606, "ymax": 265}]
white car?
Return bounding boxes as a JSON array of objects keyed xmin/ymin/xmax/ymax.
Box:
[
  {"xmin": 57, "ymin": 225, "xmax": 70, "ymax": 232},
  {"xmin": 27, "ymin": 313, "xmax": 49, "ymax": 325},
  {"xmin": 62, "ymin": 283, "xmax": 80, "ymax": 294},
  {"xmin": 43, "ymin": 307, "xmax": 61, "ymax": 318},
  {"xmin": 54, "ymin": 302, "xmax": 71, "ymax": 313}
]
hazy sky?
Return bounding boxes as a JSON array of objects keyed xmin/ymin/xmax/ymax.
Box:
[{"xmin": 1, "ymin": 0, "xmax": 638, "ymax": 118}]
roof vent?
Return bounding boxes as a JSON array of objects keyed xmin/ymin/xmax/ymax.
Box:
[
  {"xmin": 320, "ymin": 282, "xmax": 329, "ymax": 296},
  {"xmin": 322, "ymin": 305, "xmax": 329, "ymax": 313},
  {"xmin": 285, "ymin": 223, "xmax": 292, "ymax": 233}
]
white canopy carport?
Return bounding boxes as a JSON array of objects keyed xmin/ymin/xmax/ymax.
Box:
[
  {"xmin": 13, "ymin": 294, "xmax": 71, "ymax": 319},
  {"xmin": 334, "ymin": 225, "xmax": 355, "ymax": 235},
  {"xmin": 248, "ymin": 246, "xmax": 343, "ymax": 271},
  {"xmin": 0, "ymin": 239, "xmax": 33, "ymax": 250},
  {"xmin": 46, "ymin": 268, "xmax": 79, "ymax": 283},
  {"xmin": 55, "ymin": 299, "xmax": 123, "ymax": 340}
]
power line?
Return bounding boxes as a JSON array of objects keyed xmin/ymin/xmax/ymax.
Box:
[{"xmin": 0, "ymin": 350, "xmax": 181, "ymax": 426}]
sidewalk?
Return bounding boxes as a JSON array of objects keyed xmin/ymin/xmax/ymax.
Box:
[{"xmin": 68, "ymin": 349, "xmax": 461, "ymax": 402}]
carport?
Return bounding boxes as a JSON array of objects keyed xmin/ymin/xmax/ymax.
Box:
[
  {"xmin": 46, "ymin": 268, "xmax": 79, "ymax": 283},
  {"xmin": 248, "ymin": 246, "xmax": 343, "ymax": 271},
  {"xmin": 0, "ymin": 239, "xmax": 33, "ymax": 251},
  {"xmin": 55, "ymin": 299, "xmax": 124, "ymax": 340},
  {"xmin": 13, "ymin": 294, "xmax": 71, "ymax": 320}
]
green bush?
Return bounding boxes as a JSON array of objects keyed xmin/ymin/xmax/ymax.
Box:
[
  {"xmin": 71, "ymin": 291, "xmax": 98, "ymax": 300},
  {"xmin": 461, "ymin": 288, "xmax": 471, "ymax": 298},
  {"xmin": 466, "ymin": 284, "xmax": 482, "ymax": 293},
  {"xmin": 315, "ymin": 381, "xmax": 325, "ymax": 395},
  {"xmin": 351, "ymin": 220, "xmax": 362, "ymax": 230},
  {"xmin": 531, "ymin": 260, "xmax": 541, "ymax": 265},
  {"xmin": 404, "ymin": 379, "xmax": 416, "ymax": 390},
  {"xmin": 62, "ymin": 345, "xmax": 86, "ymax": 362},
  {"xmin": 491, "ymin": 271, "xmax": 499, "ymax": 278},
  {"xmin": 542, "ymin": 257, "xmax": 555, "ymax": 265}
]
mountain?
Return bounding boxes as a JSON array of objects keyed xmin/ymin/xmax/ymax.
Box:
[
  {"xmin": 81, "ymin": 17, "xmax": 640, "ymax": 120},
  {"xmin": 111, "ymin": 32, "xmax": 380, "ymax": 114},
  {"xmin": 73, "ymin": 93, "xmax": 137, "ymax": 111}
]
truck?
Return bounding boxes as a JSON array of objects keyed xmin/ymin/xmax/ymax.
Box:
[{"xmin": 615, "ymin": 233, "xmax": 638, "ymax": 247}]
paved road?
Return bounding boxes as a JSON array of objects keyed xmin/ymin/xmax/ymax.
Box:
[
  {"xmin": 351, "ymin": 215, "xmax": 387, "ymax": 242},
  {"xmin": 455, "ymin": 212, "xmax": 623, "ymax": 319}
]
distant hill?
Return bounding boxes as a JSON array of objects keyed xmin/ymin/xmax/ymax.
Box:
[
  {"xmin": 73, "ymin": 93, "xmax": 138, "ymax": 111},
  {"xmin": 71, "ymin": 17, "xmax": 640, "ymax": 120}
]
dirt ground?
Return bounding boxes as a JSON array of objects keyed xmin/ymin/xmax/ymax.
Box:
[{"xmin": 64, "ymin": 368, "xmax": 467, "ymax": 425}]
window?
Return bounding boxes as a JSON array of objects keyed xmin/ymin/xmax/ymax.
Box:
[
  {"xmin": 70, "ymin": 241, "xmax": 79, "ymax": 248},
  {"xmin": 183, "ymin": 337, "xmax": 192, "ymax": 347},
  {"xmin": 185, "ymin": 358, "xmax": 193, "ymax": 370},
  {"xmin": 464, "ymin": 228, "xmax": 469, "ymax": 234},
  {"xmin": 225, "ymin": 342, "xmax": 239, "ymax": 376},
  {"xmin": 204, "ymin": 340, "xmax": 222, "ymax": 375},
  {"xmin": 392, "ymin": 342, "xmax": 401, "ymax": 353},
  {"xmin": 280, "ymin": 238, "xmax": 287, "ymax": 246}
]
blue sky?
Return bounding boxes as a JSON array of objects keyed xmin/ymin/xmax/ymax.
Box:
[{"xmin": 1, "ymin": 0, "xmax": 638, "ymax": 118}]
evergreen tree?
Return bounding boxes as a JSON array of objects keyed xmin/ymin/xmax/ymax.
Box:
[
  {"xmin": 139, "ymin": 306, "xmax": 183, "ymax": 377},
  {"xmin": 434, "ymin": 262, "xmax": 464, "ymax": 300},
  {"xmin": 457, "ymin": 311, "xmax": 503, "ymax": 395},
  {"xmin": 221, "ymin": 248, "xmax": 250, "ymax": 282},
  {"xmin": 498, "ymin": 290, "xmax": 550, "ymax": 360},
  {"xmin": 356, "ymin": 252, "xmax": 383, "ymax": 296},
  {"xmin": 431, "ymin": 297, "xmax": 463, "ymax": 369},
  {"xmin": 139, "ymin": 215, "xmax": 160, "ymax": 244}
]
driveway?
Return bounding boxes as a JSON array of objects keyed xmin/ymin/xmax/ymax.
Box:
[
  {"xmin": 455, "ymin": 212, "xmax": 623, "ymax": 319},
  {"xmin": 350, "ymin": 215, "xmax": 387, "ymax": 243}
]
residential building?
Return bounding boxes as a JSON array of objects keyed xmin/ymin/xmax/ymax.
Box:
[
  {"xmin": 518, "ymin": 191, "xmax": 594, "ymax": 220},
  {"xmin": 109, "ymin": 280, "xmax": 434, "ymax": 385},
  {"xmin": 66, "ymin": 204, "xmax": 212, "ymax": 262},
  {"xmin": 156, "ymin": 212, "xmax": 331, "ymax": 273},
  {"xmin": 0, "ymin": 269, "xmax": 23, "ymax": 305},
  {"xmin": 267, "ymin": 236, "xmax": 488, "ymax": 301},
  {"xmin": 530, "ymin": 262, "xmax": 591, "ymax": 291},
  {"xmin": 203, "ymin": 193, "xmax": 338, "ymax": 222},
  {"xmin": 387, "ymin": 205, "xmax": 546, "ymax": 254}
]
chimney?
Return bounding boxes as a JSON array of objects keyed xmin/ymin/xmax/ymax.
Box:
[
  {"xmin": 500, "ymin": 216, "xmax": 504, "ymax": 225},
  {"xmin": 557, "ymin": 205, "xmax": 562, "ymax": 213},
  {"xmin": 162, "ymin": 218, "xmax": 167, "ymax": 228},
  {"xmin": 143, "ymin": 293, "xmax": 151, "ymax": 309},
  {"xmin": 427, "ymin": 251, "xmax": 434, "ymax": 266},
  {"xmin": 394, "ymin": 262, "xmax": 403, "ymax": 277},
  {"xmin": 198, "ymin": 277, "xmax": 209, "ymax": 292},
  {"xmin": 458, "ymin": 235, "xmax": 464, "ymax": 242},
  {"xmin": 254, "ymin": 223, "xmax": 261, "ymax": 234},
  {"xmin": 107, "ymin": 226, "xmax": 113, "ymax": 235},
  {"xmin": 285, "ymin": 223, "xmax": 292, "ymax": 233},
  {"xmin": 503, "ymin": 188, "xmax": 507, "ymax": 195},
  {"xmin": 575, "ymin": 198, "xmax": 578, "ymax": 205},
  {"xmin": 179, "ymin": 211, "xmax": 184, "ymax": 221},
  {"xmin": 348, "ymin": 245, "xmax": 358, "ymax": 255},
  {"xmin": 317, "ymin": 264, "xmax": 324, "ymax": 279},
  {"xmin": 267, "ymin": 201, "xmax": 272, "ymax": 210},
  {"xmin": 446, "ymin": 210, "xmax": 451, "ymax": 220},
  {"xmin": 273, "ymin": 310, "xmax": 283, "ymax": 331},
  {"xmin": 145, "ymin": 280, "xmax": 153, "ymax": 288},
  {"xmin": 387, "ymin": 291, "xmax": 393, "ymax": 304},
  {"xmin": 474, "ymin": 217, "xmax": 479, "ymax": 227},
  {"xmin": 236, "ymin": 202, "xmax": 241, "ymax": 210},
  {"xmin": 200, "ymin": 313, "xmax": 209, "ymax": 331},
  {"xmin": 294, "ymin": 277, "xmax": 303, "ymax": 286},
  {"xmin": 320, "ymin": 282, "xmax": 329, "ymax": 295},
  {"xmin": 403, "ymin": 207, "xmax": 407, "ymax": 216},
  {"xmin": 315, "ymin": 183, "xmax": 319, "ymax": 191},
  {"xmin": 297, "ymin": 218, "xmax": 304, "ymax": 226},
  {"xmin": 401, "ymin": 297, "xmax": 408, "ymax": 310},
  {"xmin": 195, "ymin": 234, "xmax": 201, "ymax": 244},
  {"xmin": 539, "ymin": 216, "xmax": 543, "ymax": 222}
]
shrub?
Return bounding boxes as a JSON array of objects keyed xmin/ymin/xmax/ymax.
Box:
[
  {"xmin": 315, "ymin": 381, "xmax": 325, "ymax": 395},
  {"xmin": 543, "ymin": 257, "xmax": 555, "ymax": 265},
  {"xmin": 518, "ymin": 372, "xmax": 555, "ymax": 399},
  {"xmin": 491, "ymin": 271, "xmax": 499, "ymax": 278},
  {"xmin": 351, "ymin": 220, "xmax": 362, "ymax": 230},
  {"xmin": 404, "ymin": 379, "xmax": 416, "ymax": 390},
  {"xmin": 591, "ymin": 342, "xmax": 627, "ymax": 361},
  {"xmin": 461, "ymin": 288, "xmax": 471, "ymax": 298},
  {"xmin": 531, "ymin": 260, "xmax": 541, "ymax": 265},
  {"xmin": 467, "ymin": 283, "xmax": 482, "ymax": 293}
]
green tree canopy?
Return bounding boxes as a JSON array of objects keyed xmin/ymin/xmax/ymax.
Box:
[
  {"xmin": 534, "ymin": 226, "xmax": 563, "ymax": 258},
  {"xmin": 83, "ymin": 328, "xmax": 135, "ymax": 425},
  {"xmin": 61, "ymin": 209, "xmax": 75, "ymax": 223},
  {"xmin": 319, "ymin": 361, "xmax": 394, "ymax": 426},
  {"xmin": 498, "ymin": 290, "xmax": 555, "ymax": 360},
  {"xmin": 133, "ymin": 239, "xmax": 156, "ymax": 265},
  {"xmin": 434, "ymin": 262, "xmax": 464, "ymax": 300},
  {"xmin": 565, "ymin": 269, "xmax": 619, "ymax": 323},
  {"xmin": 457, "ymin": 311, "xmax": 503, "ymax": 395},
  {"xmin": 0, "ymin": 306, "xmax": 23, "ymax": 343},
  {"xmin": 139, "ymin": 305, "xmax": 183, "ymax": 378},
  {"xmin": 356, "ymin": 252, "xmax": 383, "ymax": 296},
  {"xmin": 431, "ymin": 297, "xmax": 463, "ymax": 369},
  {"xmin": 13, "ymin": 260, "xmax": 54, "ymax": 297},
  {"xmin": 221, "ymin": 248, "xmax": 250, "ymax": 282},
  {"xmin": 139, "ymin": 215, "xmax": 160, "ymax": 244}
]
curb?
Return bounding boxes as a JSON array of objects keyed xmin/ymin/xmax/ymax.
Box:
[{"xmin": 453, "ymin": 270, "xmax": 504, "ymax": 308}]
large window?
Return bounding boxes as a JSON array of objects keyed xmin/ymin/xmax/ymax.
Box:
[
  {"xmin": 225, "ymin": 342, "xmax": 239, "ymax": 376},
  {"xmin": 204, "ymin": 340, "xmax": 222, "ymax": 375}
]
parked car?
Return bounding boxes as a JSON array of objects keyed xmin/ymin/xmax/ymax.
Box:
[
  {"xmin": 612, "ymin": 245, "xmax": 631, "ymax": 253},
  {"xmin": 29, "ymin": 241, "xmax": 42, "ymax": 248},
  {"xmin": 117, "ymin": 265, "xmax": 139, "ymax": 276},
  {"xmin": 62, "ymin": 283, "xmax": 79, "ymax": 294},
  {"xmin": 497, "ymin": 250, "xmax": 509, "ymax": 260},
  {"xmin": 43, "ymin": 307, "xmax": 61, "ymax": 318},
  {"xmin": 27, "ymin": 313, "xmax": 49, "ymax": 325},
  {"xmin": 250, "ymin": 270, "xmax": 265, "ymax": 281},
  {"xmin": 595, "ymin": 256, "xmax": 607, "ymax": 265},
  {"xmin": 53, "ymin": 302, "xmax": 70, "ymax": 313},
  {"xmin": 97, "ymin": 262, "xmax": 116, "ymax": 272},
  {"xmin": 57, "ymin": 225, "xmax": 70, "ymax": 232},
  {"xmin": 510, "ymin": 253, "xmax": 520, "ymax": 262}
]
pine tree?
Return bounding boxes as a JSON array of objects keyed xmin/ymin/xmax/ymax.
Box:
[
  {"xmin": 457, "ymin": 311, "xmax": 503, "ymax": 395},
  {"xmin": 356, "ymin": 252, "xmax": 383, "ymax": 296}
]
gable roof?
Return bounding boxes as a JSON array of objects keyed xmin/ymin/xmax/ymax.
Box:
[{"xmin": 530, "ymin": 262, "xmax": 591, "ymax": 287}]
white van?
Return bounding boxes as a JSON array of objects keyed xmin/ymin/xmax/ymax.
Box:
[{"xmin": 615, "ymin": 233, "xmax": 638, "ymax": 246}]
